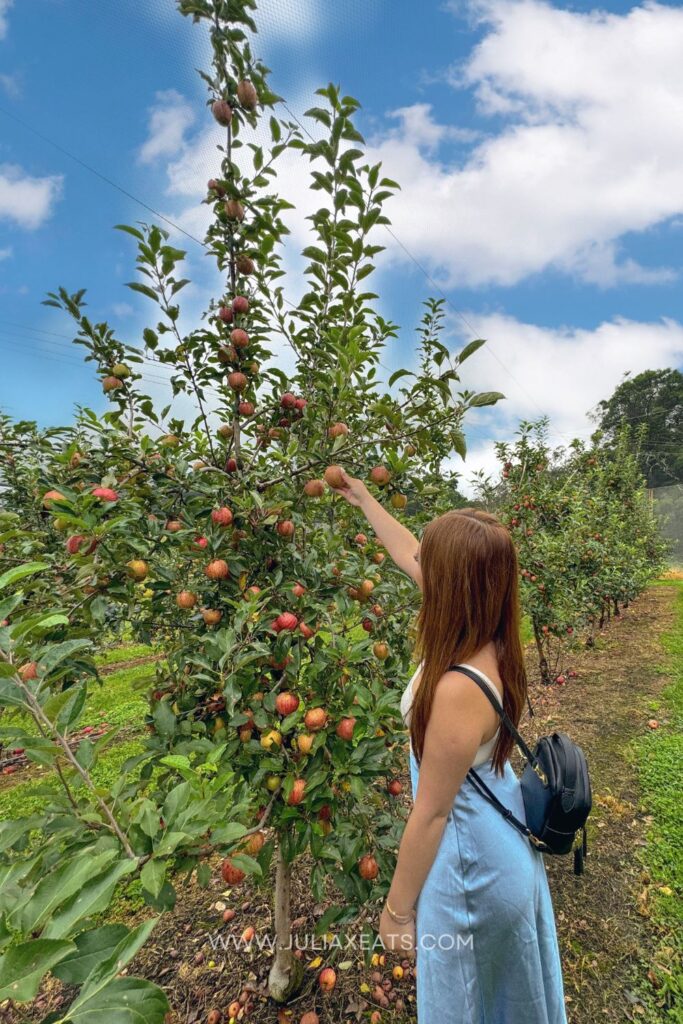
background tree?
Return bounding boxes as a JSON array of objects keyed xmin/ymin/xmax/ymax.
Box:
[{"xmin": 591, "ymin": 368, "xmax": 683, "ymax": 487}]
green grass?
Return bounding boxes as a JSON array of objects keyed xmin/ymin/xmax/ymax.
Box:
[
  {"xmin": 0, "ymin": 737, "xmax": 146, "ymax": 820},
  {"xmin": 94, "ymin": 643, "xmax": 157, "ymax": 668},
  {"xmin": 0, "ymin": 646, "xmax": 159, "ymax": 819},
  {"xmin": 630, "ymin": 579, "xmax": 683, "ymax": 1014}
]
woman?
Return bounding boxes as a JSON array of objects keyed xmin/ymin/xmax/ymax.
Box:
[{"xmin": 332, "ymin": 468, "xmax": 567, "ymax": 1024}]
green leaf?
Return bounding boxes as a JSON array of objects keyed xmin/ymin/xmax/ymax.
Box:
[
  {"xmin": 0, "ymin": 562, "xmax": 48, "ymax": 592},
  {"xmin": 143, "ymin": 327, "xmax": 158, "ymax": 350},
  {"xmin": 0, "ymin": 593, "xmax": 25, "ymax": 621},
  {"xmin": 40, "ymin": 640, "xmax": 92, "ymax": 677},
  {"xmin": 0, "ymin": 939, "xmax": 75, "ymax": 1002},
  {"xmin": 388, "ymin": 368, "xmax": 416, "ymax": 388},
  {"xmin": 153, "ymin": 700, "xmax": 176, "ymax": 738},
  {"xmin": 125, "ymin": 282, "xmax": 159, "ymax": 302},
  {"xmin": 140, "ymin": 860, "xmax": 165, "ymax": 899},
  {"xmin": 10, "ymin": 850, "xmax": 117, "ymax": 934},
  {"xmin": 43, "ymin": 681, "xmax": 87, "ymax": 732},
  {"xmin": 52, "ymin": 924, "xmax": 129, "ymax": 985},
  {"xmin": 10, "ymin": 611, "xmax": 69, "ymax": 639},
  {"xmin": 114, "ymin": 224, "xmax": 145, "ymax": 241},
  {"xmin": 0, "ymin": 817, "xmax": 44, "ymax": 853},
  {"xmin": 210, "ymin": 821, "xmax": 248, "ymax": 845},
  {"xmin": 196, "ymin": 863, "xmax": 211, "ymax": 888},
  {"xmin": 78, "ymin": 918, "xmax": 160, "ymax": 996},
  {"xmin": 0, "ymin": 678, "xmax": 28, "ymax": 709},
  {"xmin": 42, "ymin": 861, "xmax": 137, "ymax": 940},
  {"xmin": 456, "ymin": 338, "xmax": 486, "ymax": 363},
  {"xmin": 469, "ymin": 391, "xmax": 506, "ymax": 408},
  {"xmin": 452, "ymin": 430, "xmax": 467, "ymax": 460},
  {"xmin": 22, "ymin": 736, "xmax": 61, "ymax": 766},
  {"xmin": 59, "ymin": 976, "xmax": 169, "ymax": 1024}
]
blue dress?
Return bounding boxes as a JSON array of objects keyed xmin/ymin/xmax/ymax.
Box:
[{"xmin": 409, "ymin": 746, "xmax": 568, "ymax": 1023}]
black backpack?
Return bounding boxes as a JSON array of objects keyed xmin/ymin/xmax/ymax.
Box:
[{"xmin": 451, "ymin": 664, "xmax": 592, "ymax": 875}]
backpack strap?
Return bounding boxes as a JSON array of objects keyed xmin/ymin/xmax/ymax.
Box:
[
  {"xmin": 447, "ymin": 664, "xmax": 542, "ymax": 773},
  {"xmin": 466, "ymin": 766, "xmax": 546, "ymax": 849}
]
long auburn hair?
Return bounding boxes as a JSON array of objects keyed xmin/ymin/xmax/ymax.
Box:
[{"xmin": 410, "ymin": 508, "xmax": 527, "ymax": 776}]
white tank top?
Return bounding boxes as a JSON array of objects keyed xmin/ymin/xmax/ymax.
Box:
[{"xmin": 400, "ymin": 661, "xmax": 502, "ymax": 768}]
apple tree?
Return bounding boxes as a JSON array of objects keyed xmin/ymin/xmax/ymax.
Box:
[{"xmin": 0, "ymin": 0, "xmax": 503, "ymax": 1010}]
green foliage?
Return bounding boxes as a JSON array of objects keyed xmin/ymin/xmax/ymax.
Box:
[
  {"xmin": 474, "ymin": 418, "xmax": 667, "ymax": 682},
  {"xmin": 594, "ymin": 368, "xmax": 683, "ymax": 487}
]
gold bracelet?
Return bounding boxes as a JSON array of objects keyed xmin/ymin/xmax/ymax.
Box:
[{"xmin": 385, "ymin": 899, "xmax": 415, "ymax": 924}]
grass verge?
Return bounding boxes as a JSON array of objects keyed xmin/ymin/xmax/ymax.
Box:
[{"xmin": 630, "ymin": 579, "xmax": 683, "ymax": 1016}]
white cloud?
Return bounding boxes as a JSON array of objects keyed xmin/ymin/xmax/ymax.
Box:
[
  {"xmin": 0, "ymin": 72, "xmax": 19, "ymax": 97},
  {"xmin": 363, "ymin": 0, "xmax": 683, "ymax": 288},
  {"xmin": 250, "ymin": 0, "xmax": 323, "ymax": 45},
  {"xmin": 0, "ymin": 246, "xmax": 11, "ymax": 261},
  {"xmin": 449, "ymin": 311, "xmax": 683, "ymax": 492},
  {"xmin": 0, "ymin": 164, "xmax": 63, "ymax": 229},
  {"xmin": 137, "ymin": 89, "xmax": 196, "ymax": 165},
  {"xmin": 0, "ymin": 0, "xmax": 13, "ymax": 40},
  {"xmin": 111, "ymin": 302, "xmax": 135, "ymax": 317}
]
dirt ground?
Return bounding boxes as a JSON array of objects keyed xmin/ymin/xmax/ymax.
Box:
[{"xmin": 10, "ymin": 586, "xmax": 678, "ymax": 1024}]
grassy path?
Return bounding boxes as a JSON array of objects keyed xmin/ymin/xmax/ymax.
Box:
[{"xmin": 536, "ymin": 582, "xmax": 682, "ymax": 1023}]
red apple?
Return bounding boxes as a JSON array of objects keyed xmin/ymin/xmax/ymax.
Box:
[
  {"xmin": 304, "ymin": 479, "xmax": 324, "ymax": 497},
  {"xmin": 304, "ymin": 708, "xmax": 328, "ymax": 732},
  {"xmin": 370, "ymin": 466, "xmax": 391, "ymax": 486},
  {"xmin": 205, "ymin": 559, "xmax": 230, "ymax": 580},
  {"xmin": 225, "ymin": 199, "xmax": 245, "ymax": 221},
  {"xmin": 102, "ymin": 376, "xmax": 123, "ymax": 393},
  {"xmin": 236, "ymin": 254, "xmax": 255, "ymax": 275},
  {"xmin": 42, "ymin": 489, "xmax": 66, "ymax": 508},
  {"xmin": 237, "ymin": 79, "xmax": 258, "ymax": 110},
  {"xmin": 202, "ymin": 608, "xmax": 222, "ymax": 625},
  {"xmin": 287, "ymin": 778, "xmax": 306, "ymax": 806},
  {"xmin": 211, "ymin": 506, "xmax": 234, "ymax": 527},
  {"xmin": 274, "ymin": 611, "xmax": 298, "ymax": 632},
  {"xmin": 275, "ymin": 692, "xmax": 300, "ymax": 716},
  {"xmin": 212, "ymin": 98, "xmax": 233, "ymax": 126},
  {"xmin": 91, "ymin": 487, "xmax": 118, "ymax": 502},
  {"xmin": 318, "ymin": 967, "xmax": 336, "ymax": 992},
  {"xmin": 336, "ymin": 717, "xmax": 356, "ymax": 741},
  {"xmin": 323, "ymin": 465, "xmax": 345, "ymax": 489},
  {"xmin": 231, "ymin": 328, "xmax": 249, "ymax": 348},
  {"xmin": 358, "ymin": 854, "xmax": 379, "ymax": 880},
  {"xmin": 227, "ymin": 371, "xmax": 248, "ymax": 392},
  {"xmin": 221, "ymin": 858, "xmax": 245, "ymax": 884}
]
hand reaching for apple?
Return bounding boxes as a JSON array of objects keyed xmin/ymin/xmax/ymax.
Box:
[{"xmin": 324, "ymin": 466, "xmax": 368, "ymax": 507}]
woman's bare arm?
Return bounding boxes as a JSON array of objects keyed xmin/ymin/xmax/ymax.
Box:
[{"xmin": 326, "ymin": 467, "xmax": 422, "ymax": 589}]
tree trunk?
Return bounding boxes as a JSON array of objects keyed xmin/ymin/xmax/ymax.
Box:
[
  {"xmin": 267, "ymin": 842, "xmax": 304, "ymax": 1002},
  {"xmin": 533, "ymin": 622, "xmax": 552, "ymax": 684},
  {"xmin": 613, "ymin": 598, "xmax": 620, "ymax": 617}
]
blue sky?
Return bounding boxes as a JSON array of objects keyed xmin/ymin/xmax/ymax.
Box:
[{"xmin": 1, "ymin": 0, "xmax": 682, "ymax": 489}]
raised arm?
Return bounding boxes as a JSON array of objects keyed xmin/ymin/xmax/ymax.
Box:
[{"xmin": 325, "ymin": 467, "xmax": 423, "ymax": 590}]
